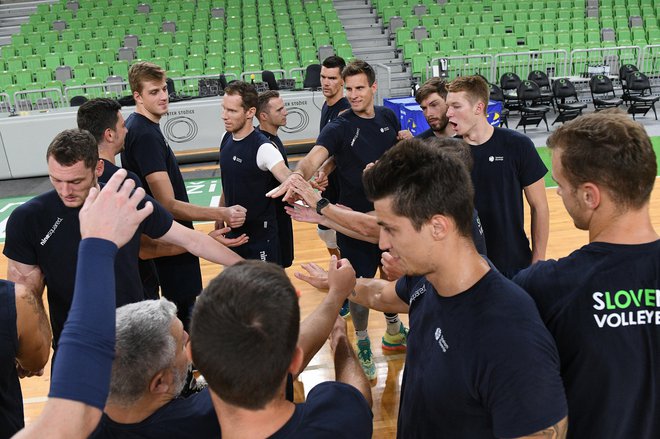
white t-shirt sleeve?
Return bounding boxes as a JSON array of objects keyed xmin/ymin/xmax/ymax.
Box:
[{"xmin": 256, "ymin": 142, "xmax": 285, "ymax": 171}]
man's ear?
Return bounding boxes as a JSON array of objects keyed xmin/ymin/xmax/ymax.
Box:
[
  {"xmin": 95, "ymin": 159, "xmax": 104, "ymax": 178},
  {"xmin": 288, "ymin": 345, "xmax": 304, "ymax": 377},
  {"xmin": 149, "ymin": 369, "xmax": 170, "ymax": 394},
  {"xmin": 580, "ymin": 182, "xmax": 601, "ymax": 210},
  {"xmin": 429, "ymin": 214, "xmax": 450, "ymax": 240}
]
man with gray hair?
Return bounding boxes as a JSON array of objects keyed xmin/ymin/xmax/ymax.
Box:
[{"xmin": 90, "ymin": 298, "xmax": 219, "ymax": 438}]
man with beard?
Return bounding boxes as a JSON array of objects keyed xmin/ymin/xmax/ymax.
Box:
[{"xmin": 415, "ymin": 77, "xmax": 453, "ymax": 139}]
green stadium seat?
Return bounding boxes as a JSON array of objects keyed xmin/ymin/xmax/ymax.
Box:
[
  {"xmin": 7, "ymin": 56, "xmax": 24, "ymax": 71},
  {"xmin": 112, "ymin": 60, "xmax": 129, "ymax": 78},
  {"xmin": 206, "ymin": 52, "xmax": 223, "ymax": 69},
  {"xmin": 187, "ymin": 54, "xmax": 205, "ymax": 71},
  {"xmin": 93, "ymin": 62, "xmax": 111, "ymax": 80}
]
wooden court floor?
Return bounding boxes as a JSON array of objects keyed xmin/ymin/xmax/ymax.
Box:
[{"xmin": 7, "ymin": 183, "xmax": 660, "ymax": 438}]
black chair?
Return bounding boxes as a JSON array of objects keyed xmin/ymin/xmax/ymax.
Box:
[
  {"xmin": 619, "ymin": 63, "xmax": 639, "ymax": 104},
  {"xmin": 516, "ymin": 80, "xmax": 550, "ymax": 133},
  {"xmin": 69, "ymin": 95, "xmax": 88, "ymax": 107},
  {"xmin": 262, "ymin": 70, "xmax": 279, "ymax": 90},
  {"xmin": 499, "ymin": 72, "xmax": 522, "ymax": 112},
  {"xmin": 626, "ymin": 71, "xmax": 659, "ymax": 120},
  {"xmin": 488, "ymin": 83, "xmax": 509, "ymax": 128},
  {"xmin": 551, "ymin": 78, "xmax": 587, "ymax": 125},
  {"xmin": 303, "ymin": 63, "xmax": 322, "ymax": 90},
  {"xmin": 589, "ymin": 75, "xmax": 623, "ymax": 111},
  {"xmin": 528, "ymin": 70, "xmax": 555, "ymax": 110}
]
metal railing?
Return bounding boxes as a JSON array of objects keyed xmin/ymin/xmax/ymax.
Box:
[{"xmin": 429, "ymin": 53, "xmax": 496, "ymax": 82}]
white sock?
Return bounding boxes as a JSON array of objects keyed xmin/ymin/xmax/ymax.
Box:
[{"xmin": 356, "ymin": 330, "xmax": 369, "ymax": 341}]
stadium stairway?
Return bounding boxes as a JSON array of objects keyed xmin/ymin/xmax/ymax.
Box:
[{"xmin": 334, "ymin": 0, "xmax": 412, "ymax": 96}]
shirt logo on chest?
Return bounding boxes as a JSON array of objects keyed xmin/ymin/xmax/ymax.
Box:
[
  {"xmin": 40, "ymin": 217, "xmax": 63, "ymax": 246},
  {"xmin": 434, "ymin": 328, "xmax": 449, "ymax": 353},
  {"xmin": 380, "ymin": 126, "xmax": 390, "ymax": 133},
  {"xmin": 233, "ymin": 156, "xmax": 243, "ymax": 163},
  {"xmin": 350, "ymin": 128, "xmax": 360, "ymax": 147},
  {"xmin": 488, "ymin": 155, "xmax": 504, "ymax": 162}
]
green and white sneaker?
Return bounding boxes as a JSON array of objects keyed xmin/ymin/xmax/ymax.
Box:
[{"xmin": 357, "ymin": 337, "xmax": 376, "ymax": 380}]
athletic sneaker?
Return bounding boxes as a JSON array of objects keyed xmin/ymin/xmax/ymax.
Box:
[
  {"xmin": 339, "ymin": 300, "xmax": 351, "ymax": 319},
  {"xmin": 382, "ymin": 323, "xmax": 408, "ymax": 352},
  {"xmin": 357, "ymin": 338, "xmax": 376, "ymax": 380}
]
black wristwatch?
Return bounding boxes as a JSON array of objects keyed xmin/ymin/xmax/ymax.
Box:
[{"xmin": 316, "ymin": 198, "xmax": 330, "ymax": 215}]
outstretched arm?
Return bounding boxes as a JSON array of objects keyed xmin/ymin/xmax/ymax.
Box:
[
  {"xmin": 330, "ymin": 317, "xmax": 372, "ymax": 407},
  {"xmin": 296, "ymin": 256, "xmax": 355, "ymax": 377},
  {"xmin": 160, "ymin": 222, "xmax": 243, "ymax": 267},
  {"xmin": 146, "ymin": 171, "xmax": 246, "ymax": 227},
  {"xmin": 296, "ymin": 263, "xmax": 408, "ymax": 314},
  {"xmin": 266, "ymin": 145, "xmax": 330, "ymax": 201}
]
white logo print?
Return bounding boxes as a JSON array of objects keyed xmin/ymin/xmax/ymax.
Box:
[
  {"xmin": 434, "ymin": 328, "xmax": 449, "ymax": 352},
  {"xmin": 233, "ymin": 156, "xmax": 242, "ymax": 163},
  {"xmin": 489, "ymin": 156, "xmax": 504, "ymax": 162},
  {"xmin": 350, "ymin": 128, "xmax": 360, "ymax": 147},
  {"xmin": 40, "ymin": 217, "xmax": 63, "ymax": 246},
  {"xmin": 380, "ymin": 126, "xmax": 390, "ymax": 133}
]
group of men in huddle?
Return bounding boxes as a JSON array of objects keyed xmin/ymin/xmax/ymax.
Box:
[{"xmin": 1, "ymin": 56, "xmax": 658, "ymax": 439}]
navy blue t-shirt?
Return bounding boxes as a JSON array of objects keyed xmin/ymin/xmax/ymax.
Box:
[
  {"xmin": 395, "ymin": 270, "xmax": 567, "ymax": 438},
  {"xmin": 319, "ymin": 97, "xmax": 350, "ymax": 206},
  {"xmin": 100, "ymin": 159, "xmax": 160, "ymax": 300},
  {"xmin": 415, "ymin": 128, "xmax": 436, "ymax": 139},
  {"xmin": 270, "ymin": 382, "xmax": 372, "ymax": 438},
  {"xmin": 121, "ymin": 112, "xmax": 202, "ymax": 302},
  {"xmin": 100, "ymin": 159, "xmax": 142, "ymax": 188},
  {"xmin": 91, "ymin": 388, "xmax": 220, "ymax": 439},
  {"xmin": 316, "ymin": 106, "xmax": 400, "ymax": 214},
  {"xmin": 0, "ymin": 281, "xmax": 22, "ymax": 439},
  {"xmin": 514, "ymin": 240, "xmax": 660, "ymax": 439},
  {"xmin": 3, "ymin": 189, "xmax": 173, "ymax": 346},
  {"xmin": 256, "ymin": 127, "xmax": 294, "ymax": 268},
  {"xmin": 320, "ymin": 97, "xmax": 350, "ymax": 131},
  {"xmin": 470, "ymin": 127, "xmax": 547, "ymax": 277}
]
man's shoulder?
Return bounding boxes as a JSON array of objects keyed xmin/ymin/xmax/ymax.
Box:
[
  {"xmin": 12, "ymin": 191, "xmax": 59, "ymax": 216},
  {"xmin": 492, "ymin": 127, "xmax": 535, "ymax": 147}
]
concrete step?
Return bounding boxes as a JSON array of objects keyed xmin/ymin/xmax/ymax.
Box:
[
  {"xmin": 349, "ymin": 36, "xmax": 390, "ymax": 48},
  {"xmin": 333, "ymin": 0, "xmax": 371, "ymax": 8},
  {"xmin": 340, "ymin": 14, "xmax": 379, "ymax": 26},
  {"xmin": 345, "ymin": 24, "xmax": 384, "ymax": 37},
  {"xmin": 334, "ymin": 5, "xmax": 373, "ymax": 16}
]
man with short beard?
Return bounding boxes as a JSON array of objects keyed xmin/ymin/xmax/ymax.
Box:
[{"xmin": 415, "ymin": 77, "xmax": 453, "ymax": 139}]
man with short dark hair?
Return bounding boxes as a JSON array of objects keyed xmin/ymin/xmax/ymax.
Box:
[
  {"xmin": 298, "ymin": 138, "xmax": 568, "ymax": 438},
  {"xmin": 14, "ymin": 169, "xmax": 155, "ymax": 439},
  {"xmin": 220, "ymin": 81, "xmax": 293, "ymax": 265},
  {"xmin": 415, "ymin": 77, "xmax": 452, "ymax": 138},
  {"xmin": 121, "ymin": 62, "xmax": 246, "ymax": 329},
  {"xmin": 190, "ymin": 259, "xmax": 373, "ymax": 438},
  {"xmin": 269, "ymin": 59, "xmax": 410, "ymax": 379},
  {"xmin": 3, "ymin": 129, "xmax": 242, "ymax": 353},
  {"xmin": 77, "ymin": 97, "xmax": 161, "ymax": 299},
  {"xmin": 513, "ymin": 111, "xmax": 660, "ymax": 439},
  {"xmin": 447, "ymin": 75, "xmax": 549, "ymax": 278},
  {"xmin": 254, "ymin": 90, "xmax": 294, "ymax": 267}
]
